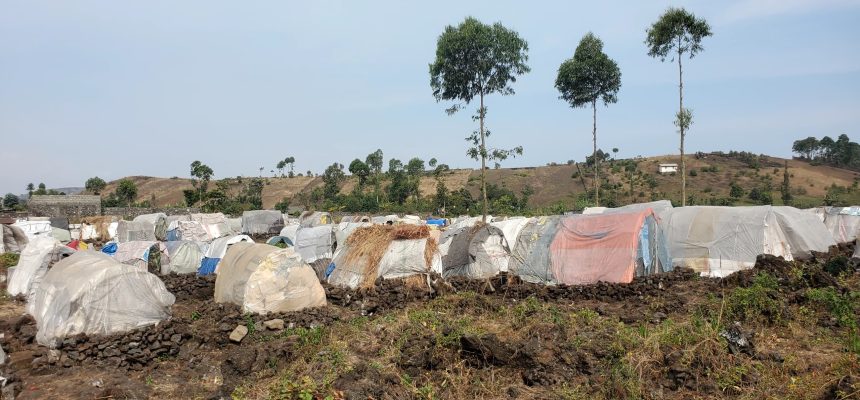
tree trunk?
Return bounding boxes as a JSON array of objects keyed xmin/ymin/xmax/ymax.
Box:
[
  {"xmin": 678, "ymin": 43, "xmax": 686, "ymax": 207},
  {"xmin": 592, "ymin": 100, "xmax": 599, "ymax": 206},
  {"xmin": 480, "ymin": 92, "xmax": 488, "ymax": 223}
]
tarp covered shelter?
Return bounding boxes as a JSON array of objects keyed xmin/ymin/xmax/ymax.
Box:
[
  {"xmin": 509, "ymin": 216, "xmax": 562, "ymax": 283},
  {"xmin": 279, "ymin": 223, "xmax": 300, "ymax": 247},
  {"xmin": 266, "ymin": 236, "xmax": 294, "ymax": 247},
  {"xmin": 548, "ymin": 209, "xmax": 667, "ymax": 285},
  {"xmin": 1, "ymin": 224, "xmax": 28, "ymax": 254},
  {"xmin": 295, "ymin": 225, "xmax": 335, "ymax": 264},
  {"xmin": 241, "ymin": 210, "xmax": 285, "ymax": 235},
  {"xmin": 191, "ymin": 213, "xmax": 234, "ymax": 239},
  {"xmin": 371, "ymin": 215, "xmax": 399, "ymax": 225},
  {"xmin": 7, "ymin": 237, "xmax": 75, "ymax": 298},
  {"xmin": 51, "ymin": 227, "xmax": 71, "ymax": 243},
  {"xmin": 327, "ymin": 225, "xmax": 442, "ymax": 289},
  {"xmin": 77, "ymin": 216, "xmax": 118, "ymax": 241},
  {"xmin": 439, "ymin": 224, "xmax": 510, "ymax": 279},
  {"xmin": 661, "ymin": 206, "xmax": 792, "ymax": 277},
  {"xmin": 133, "ymin": 213, "xmax": 168, "ymax": 241},
  {"xmin": 199, "ymin": 235, "xmax": 254, "ymax": 275},
  {"xmin": 29, "ymin": 251, "xmax": 175, "ymax": 346},
  {"xmin": 13, "ymin": 220, "xmax": 53, "ymax": 240},
  {"xmin": 166, "ymin": 220, "xmax": 211, "ymax": 242},
  {"xmin": 111, "ymin": 241, "xmax": 166, "ymax": 271},
  {"xmin": 813, "ymin": 206, "xmax": 860, "ymax": 244},
  {"xmin": 335, "ymin": 221, "xmax": 372, "ymax": 247},
  {"xmin": 772, "ymin": 206, "xmax": 836, "ymax": 259},
  {"xmin": 583, "ymin": 200, "xmax": 674, "ymax": 217},
  {"xmin": 162, "ymin": 241, "xmax": 207, "ymax": 275},
  {"xmin": 115, "ymin": 220, "xmax": 156, "ymax": 243},
  {"xmin": 214, "ymin": 243, "xmax": 325, "ymax": 314},
  {"xmin": 299, "ymin": 211, "xmax": 333, "ymax": 228}
]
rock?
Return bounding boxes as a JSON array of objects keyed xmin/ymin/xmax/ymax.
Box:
[
  {"xmin": 170, "ymin": 334, "xmax": 182, "ymax": 343},
  {"xmin": 229, "ymin": 325, "xmax": 248, "ymax": 343},
  {"xmin": 2, "ymin": 382, "xmax": 19, "ymax": 400},
  {"xmin": 719, "ymin": 322, "xmax": 755, "ymax": 356},
  {"xmin": 218, "ymin": 323, "xmax": 234, "ymax": 332},
  {"xmin": 8, "ymin": 350, "xmax": 34, "ymax": 370},
  {"xmin": 48, "ymin": 349, "xmax": 61, "ymax": 364},
  {"xmin": 653, "ymin": 311, "xmax": 667, "ymax": 321},
  {"xmin": 263, "ymin": 319, "xmax": 285, "ymax": 331}
]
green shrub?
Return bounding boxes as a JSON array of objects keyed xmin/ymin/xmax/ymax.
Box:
[{"xmin": 726, "ymin": 273, "xmax": 784, "ymax": 324}]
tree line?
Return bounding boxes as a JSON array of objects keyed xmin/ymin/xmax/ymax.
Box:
[{"xmin": 792, "ymin": 134, "xmax": 860, "ymax": 171}]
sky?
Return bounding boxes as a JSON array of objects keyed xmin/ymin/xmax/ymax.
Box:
[{"xmin": 1, "ymin": 0, "xmax": 859, "ymax": 194}]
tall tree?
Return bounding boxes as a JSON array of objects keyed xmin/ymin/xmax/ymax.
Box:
[
  {"xmin": 26, "ymin": 183, "xmax": 34, "ymax": 198},
  {"xmin": 116, "ymin": 179, "xmax": 138, "ymax": 206},
  {"xmin": 284, "ymin": 156, "xmax": 296, "ymax": 178},
  {"xmin": 3, "ymin": 193, "xmax": 19, "ymax": 208},
  {"xmin": 276, "ymin": 160, "xmax": 287, "ymax": 177},
  {"xmin": 555, "ymin": 32, "xmax": 622, "ymax": 206},
  {"xmin": 792, "ymin": 137, "xmax": 819, "ymax": 160},
  {"xmin": 85, "ymin": 176, "xmax": 107, "ymax": 194},
  {"xmin": 406, "ymin": 157, "xmax": 426, "ymax": 203},
  {"xmin": 348, "ymin": 159, "xmax": 370, "ymax": 188},
  {"xmin": 190, "ymin": 161, "xmax": 214, "ymax": 202},
  {"xmin": 365, "ymin": 149, "xmax": 384, "ymax": 204},
  {"xmin": 781, "ymin": 160, "xmax": 793, "ymax": 206},
  {"xmin": 430, "ymin": 16, "xmax": 529, "ymax": 222},
  {"xmin": 322, "ymin": 163, "xmax": 345, "ymax": 199},
  {"xmin": 646, "ymin": 7, "xmax": 712, "ymax": 206}
]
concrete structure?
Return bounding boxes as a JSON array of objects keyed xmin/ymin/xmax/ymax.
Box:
[
  {"xmin": 658, "ymin": 164, "xmax": 679, "ymax": 174},
  {"xmin": 28, "ymin": 195, "xmax": 101, "ymax": 218}
]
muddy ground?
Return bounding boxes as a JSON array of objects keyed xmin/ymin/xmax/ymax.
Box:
[{"xmin": 0, "ymin": 246, "xmax": 859, "ymax": 399}]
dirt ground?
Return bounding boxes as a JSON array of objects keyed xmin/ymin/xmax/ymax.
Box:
[{"xmin": 1, "ymin": 247, "xmax": 859, "ymax": 399}]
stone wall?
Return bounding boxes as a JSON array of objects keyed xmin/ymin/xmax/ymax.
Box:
[
  {"xmin": 28, "ymin": 195, "xmax": 101, "ymax": 218},
  {"xmin": 102, "ymin": 207, "xmax": 201, "ymax": 219}
]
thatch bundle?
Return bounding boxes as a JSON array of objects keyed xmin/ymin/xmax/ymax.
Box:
[
  {"xmin": 80, "ymin": 216, "xmax": 115, "ymax": 241},
  {"xmin": 340, "ymin": 224, "xmax": 437, "ymax": 288}
]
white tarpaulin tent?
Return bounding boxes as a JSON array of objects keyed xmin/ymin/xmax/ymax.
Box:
[
  {"xmin": 29, "ymin": 251, "xmax": 175, "ymax": 346},
  {"xmin": 660, "ymin": 206, "xmax": 793, "ymax": 277},
  {"xmin": 295, "ymin": 225, "xmax": 335, "ymax": 264},
  {"xmin": 241, "ymin": 210, "xmax": 285, "ymax": 235},
  {"xmin": 133, "ymin": 213, "xmax": 168, "ymax": 241},
  {"xmin": 813, "ymin": 206, "xmax": 860, "ymax": 244},
  {"xmin": 299, "ymin": 211, "xmax": 333, "ymax": 228},
  {"xmin": 13, "ymin": 220, "xmax": 53, "ymax": 240},
  {"xmin": 162, "ymin": 241, "xmax": 206, "ymax": 275},
  {"xmin": 7, "ymin": 237, "xmax": 74, "ymax": 298},
  {"xmin": 439, "ymin": 224, "xmax": 510, "ymax": 279},
  {"xmin": 214, "ymin": 243, "xmax": 326, "ymax": 314},
  {"xmin": 115, "ymin": 220, "xmax": 156, "ymax": 243},
  {"xmin": 113, "ymin": 241, "xmax": 166, "ymax": 270},
  {"xmin": 772, "ymin": 206, "xmax": 836, "ymax": 259},
  {"xmin": 279, "ymin": 223, "xmax": 300, "ymax": 246},
  {"xmin": 334, "ymin": 222, "xmax": 372, "ymax": 247}
]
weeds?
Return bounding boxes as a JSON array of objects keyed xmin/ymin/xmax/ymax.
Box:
[{"xmin": 726, "ymin": 273, "xmax": 785, "ymax": 324}]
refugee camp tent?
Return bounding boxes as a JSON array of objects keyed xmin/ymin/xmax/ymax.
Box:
[
  {"xmin": 299, "ymin": 211, "xmax": 333, "ymax": 228},
  {"xmin": 190, "ymin": 213, "xmax": 234, "ymax": 239},
  {"xmin": 162, "ymin": 241, "xmax": 207, "ymax": 275},
  {"xmin": 214, "ymin": 243, "xmax": 326, "ymax": 314},
  {"xmin": 115, "ymin": 220, "xmax": 156, "ymax": 243},
  {"xmin": 583, "ymin": 200, "xmax": 674, "ymax": 217},
  {"xmin": 51, "ymin": 227, "xmax": 71, "ymax": 243},
  {"xmin": 227, "ymin": 218, "xmax": 242, "ymax": 234},
  {"xmin": 489, "ymin": 217, "xmax": 531, "ymax": 272},
  {"xmin": 660, "ymin": 206, "xmax": 792, "ymax": 277},
  {"xmin": 199, "ymin": 235, "xmax": 254, "ymax": 275},
  {"xmin": 340, "ymin": 215, "xmax": 370, "ymax": 223},
  {"xmin": 166, "ymin": 220, "xmax": 210, "ymax": 242},
  {"xmin": 110, "ymin": 241, "xmax": 166, "ymax": 272},
  {"xmin": 133, "ymin": 213, "xmax": 168, "ymax": 241},
  {"xmin": 266, "ymin": 236, "xmax": 294, "ymax": 247},
  {"xmin": 448, "ymin": 215, "xmax": 494, "ymax": 231},
  {"xmin": 13, "ymin": 220, "xmax": 53, "ymax": 240},
  {"xmin": 29, "ymin": 251, "xmax": 175, "ymax": 346},
  {"xmin": 295, "ymin": 225, "xmax": 335, "ymax": 263},
  {"xmin": 7, "ymin": 237, "xmax": 75, "ymax": 298},
  {"xmin": 814, "ymin": 206, "xmax": 860, "ymax": 244},
  {"xmin": 77, "ymin": 216, "xmax": 118, "ymax": 241},
  {"xmin": 0, "ymin": 224, "xmax": 28, "ymax": 254},
  {"xmin": 328, "ymin": 225, "xmax": 442, "ymax": 288},
  {"xmin": 371, "ymin": 215, "xmax": 399, "ymax": 225},
  {"xmin": 398, "ymin": 215, "xmax": 425, "ymax": 225},
  {"xmin": 772, "ymin": 206, "xmax": 836, "ymax": 259},
  {"xmin": 509, "ymin": 216, "xmax": 563, "ymax": 284},
  {"xmin": 241, "ymin": 210, "xmax": 285, "ymax": 235},
  {"xmin": 548, "ymin": 209, "xmax": 667, "ymax": 285},
  {"xmin": 279, "ymin": 222, "xmax": 300, "ymax": 246},
  {"xmin": 335, "ymin": 221, "xmax": 372, "ymax": 247},
  {"xmin": 439, "ymin": 224, "xmax": 510, "ymax": 279}
]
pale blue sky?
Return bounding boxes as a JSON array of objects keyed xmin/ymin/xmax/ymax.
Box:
[{"xmin": 2, "ymin": 0, "xmax": 859, "ymax": 194}]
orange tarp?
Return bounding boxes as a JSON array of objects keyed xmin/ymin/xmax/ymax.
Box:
[{"xmin": 549, "ymin": 209, "xmax": 652, "ymax": 285}]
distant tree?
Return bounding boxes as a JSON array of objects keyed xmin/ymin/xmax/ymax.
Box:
[
  {"xmin": 33, "ymin": 183, "xmax": 48, "ymax": 196},
  {"xmin": 274, "ymin": 197, "xmax": 291, "ymax": 213},
  {"xmin": 406, "ymin": 158, "xmax": 425, "ymax": 202},
  {"xmin": 258, "ymin": 167, "xmax": 264, "ymax": 177},
  {"xmin": 306, "ymin": 170, "xmax": 313, "ymax": 177},
  {"xmin": 26, "ymin": 183, "xmax": 34, "ymax": 198},
  {"xmin": 365, "ymin": 149, "xmax": 384, "ymax": 204},
  {"xmin": 428, "ymin": 158, "xmax": 438, "ymax": 168},
  {"xmin": 284, "ymin": 157, "xmax": 296, "ymax": 178},
  {"xmin": 3, "ymin": 193, "xmax": 19, "ymax": 208},
  {"xmin": 85, "ymin": 176, "xmax": 107, "ymax": 195},
  {"xmin": 646, "ymin": 7, "xmax": 712, "ymax": 206},
  {"xmin": 388, "ymin": 158, "xmax": 403, "ymax": 175},
  {"xmin": 781, "ymin": 161, "xmax": 793, "ymax": 206},
  {"xmin": 189, "ymin": 161, "xmax": 214, "ymax": 204},
  {"xmin": 792, "ymin": 137, "xmax": 819, "ymax": 160},
  {"xmin": 276, "ymin": 160, "xmax": 287, "ymax": 177},
  {"xmin": 322, "ymin": 163, "xmax": 345, "ymax": 199},
  {"xmin": 556, "ymin": 32, "xmax": 621, "ymax": 206},
  {"xmin": 116, "ymin": 179, "xmax": 138, "ymax": 206},
  {"xmin": 430, "ymin": 16, "xmax": 529, "ymax": 222},
  {"xmin": 729, "ymin": 181, "xmax": 744, "ymax": 199},
  {"xmin": 348, "ymin": 159, "xmax": 371, "ymax": 188}
]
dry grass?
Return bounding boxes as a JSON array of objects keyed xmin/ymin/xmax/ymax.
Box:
[{"xmin": 343, "ymin": 225, "xmax": 432, "ymax": 288}]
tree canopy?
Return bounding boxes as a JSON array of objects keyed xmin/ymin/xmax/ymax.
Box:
[
  {"xmin": 85, "ymin": 176, "xmax": 107, "ymax": 194},
  {"xmin": 645, "ymin": 7, "xmax": 712, "ymax": 62},
  {"xmin": 116, "ymin": 179, "xmax": 138, "ymax": 206},
  {"xmin": 555, "ymin": 32, "xmax": 621, "ymax": 109}
]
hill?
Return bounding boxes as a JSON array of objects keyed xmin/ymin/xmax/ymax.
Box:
[{"xmin": 97, "ymin": 152, "xmax": 860, "ymax": 211}]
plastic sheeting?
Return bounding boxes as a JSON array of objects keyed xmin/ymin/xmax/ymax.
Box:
[
  {"xmin": 133, "ymin": 213, "xmax": 168, "ymax": 241},
  {"xmin": 328, "ymin": 238, "xmax": 442, "ymax": 289},
  {"xmin": 162, "ymin": 241, "xmax": 206, "ymax": 275},
  {"xmin": 214, "ymin": 243, "xmax": 325, "ymax": 314},
  {"xmin": 279, "ymin": 224, "xmax": 300, "ymax": 245},
  {"xmin": 12, "ymin": 220, "xmax": 53, "ymax": 240},
  {"xmin": 334, "ymin": 222, "xmax": 371, "ymax": 247},
  {"xmin": 295, "ymin": 225, "xmax": 335, "ymax": 264},
  {"xmin": 241, "ymin": 210, "xmax": 284, "ymax": 235},
  {"xmin": 299, "ymin": 211, "xmax": 333, "ymax": 228},
  {"xmin": 167, "ymin": 220, "xmax": 211, "ymax": 242},
  {"xmin": 115, "ymin": 220, "xmax": 156, "ymax": 243},
  {"xmin": 197, "ymin": 235, "xmax": 254, "ymax": 275},
  {"xmin": 7, "ymin": 237, "xmax": 74, "ymax": 297},
  {"xmin": 371, "ymin": 215, "xmax": 399, "ymax": 225},
  {"xmin": 266, "ymin": 236, "xmax": 294, "ymax": 246},
  {"xmin": 583, "ymin": 200, "xmax": 673, "ymax": 217},
  {"xmin": 190, "ymin": 213, "xmax": 234, "ymax": 239},
  {"xmin": 661, "ymin": 206, "xmax": 793, "ymax": 278},
  {"xmin": 440, "ymin": 225, "xmax": 509, "ymax": 279},
  {"xmin": 772, "ymin": 206, "xmax": 837, "ymax": 259},
  {"xmin": 509, "ymin": 216, "xmax": 562, "ymax": 284},
  {"xmin": 815, "ymin": 206, "xmax": 860, "ymax": 244},
  {"xmin": 29, "ymin": 251, "xmax": 175, "ymax": 346},
  {"xmin": 51, "ymin": 228, "xmax": 71, "ymax": 243},
  {"xmin": 112, "ymin": 241, "xmax": 165, "ymax": 270},
  {"xmin": 1, "ymin": 224, "xmax": 28, "ymax": 254},
  {"xmin": 490, "ymin": 217, "xmax": 531, "ymax": 272},
  {"xmin": 549, "ymin": 209, "xmax": 661, "ymax": 285}
]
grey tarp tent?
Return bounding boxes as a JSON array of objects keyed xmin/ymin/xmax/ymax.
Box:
[{"xmin": 241, "ymin": 210, "xmax": 285, "ymax": 235}]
